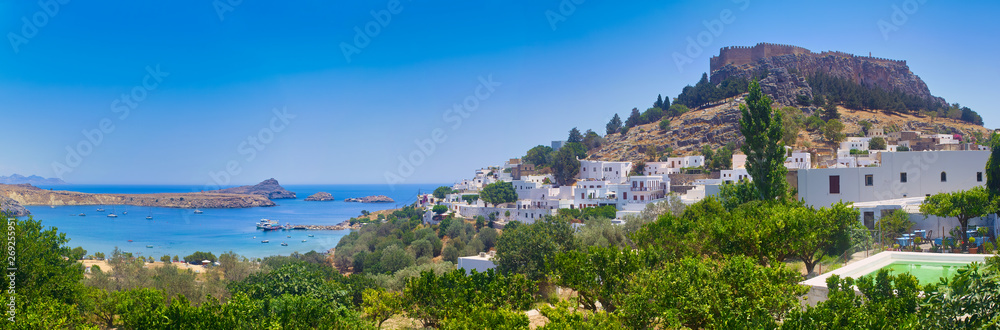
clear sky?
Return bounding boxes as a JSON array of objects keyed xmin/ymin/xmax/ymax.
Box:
[{"xmin": 1, "ymin": 1, "xmax": 997, "ymax": 185}]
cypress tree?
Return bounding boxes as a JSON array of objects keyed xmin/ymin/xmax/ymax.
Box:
[{"xmin": 739, "ymin": 80, "xmax": 787, "ymax": 202}]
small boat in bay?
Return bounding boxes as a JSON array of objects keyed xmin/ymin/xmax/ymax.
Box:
[
  {"xmin": 146, "ymin": 245, "xmax": 153, "ymax": 248},
  {"xmin": 281, "ymin": 242, "xmax": 288, "ymax": 246},
  {"xmin": 308, "ymin": 234, "xmax": 314, "ymax": 237},
  {"xmin": 78, "ymin": 213, "xmax": 86, "ymax": 216},
  {"xmin": 194, "ymin": 209, "xmax": 203, "ymax": 214},
  {"xmin": 261, "ymin": 240, "xmax": 269, "ymax": 243},
  {"xmin": 301, "ymin": 240, "xmax": 307, "ymax": 242},
  {"xmin": 107, "ymin": 213, "xmax": 118, "ymax": 218}
]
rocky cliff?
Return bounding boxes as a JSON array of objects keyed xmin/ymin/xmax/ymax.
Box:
[
  {"xmin": 209, "ymin": 178, "xmax": 296, "ymax": 199},
  {"xmin": 0, "ymin": 184, "xmax": 275, "ymax": 208},
  {"xmin": 711, "ymin": 48, "xmax": 944, "ymax": 107},
  {"xmin": 304, "ymin": 192, "xmax": 335, "ymax": 201},
  {"xmin": 0, "ymin": 195, "xmax": 29, "ymax": 217}
]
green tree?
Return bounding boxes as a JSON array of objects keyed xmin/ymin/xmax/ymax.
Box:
[
  {"xmin": 876, "ymin": 209, "xmax": 914, "ymax": 245},
  {"xmin": 780, "ymin": 106, "xmax": 804, "ymax": 147},
  {"xmin": 381, "ymin": 245, "xmax": 415, "ymax": 274},
  {"xmin": 821, "ymin": 103, "xmax": 840, "ymax": 121},
  {"xmin": 551, "ymin": 147, "xmax": 581, "ymax": 186},
  {"xmin": 362, "ymin": 288, "xmax": 403, "ymax": 328},
  {"xmin": 495, "ymin": 217, "xmax": 578, "ymax": 282},
  {"xmin": 666, "ymin": 104, "xmax": 690, "ymax": 118},
  {"xmin": 659, "ymin": 118, "xmax": 671, "ymax": 131},
  {"xmin": 432, "ymin": 205, "xmax": 448, "ymax": 215},
  {"xmin": 582, "ymin": 129, "xmax": 603, "ymax": 150},
  {"xmin": 739, "ymin": 80, "xmax": 787, "ymax": 201},
  {"xmin": 824, "ymin": 119, "xmax": 846, "ymax": 144},
  {"xmin": 567, "ymin": 127, "xmax": 583, "ymax": 143},
  {"xmin": 433, "ymin": 186, "xmax": 455, "ymax": 199},
  {"xmin": 625, "ymin": 107, "xmax": 642, "ymax": 128},
  {"xmin": 654, "ymin": 94, "xmax": 664, "ymax": 109},
  {"xmin": 550, "ymin": 246, "xmax": 659, "ymax": 312},
  {"xmin": 787, "ymin": 202, "xmax": 859, "ymax": 274},
  {"xmin": 160, "ymin": 254, "xmax": 171, "ymax": 263},
  {"xmin": 986, "ymin": 132, "xmax": 1000, "ymax": 200},
  {"xmin": 2, "ymin": 215, "xmax": 85, "ymax": 323},
  {"xmin": 480, "ymin": 181, "xmax": 517, "ymax": 207},
  {"xmin": 869, "ymin": 136, "xmax": 887, "ymax": 150},
  {"xmin": 858, "ymin": 120, "xmax": 872, "ymax": 135},
  {"xmin": 523, "ymin": 145, "xmax": 554, "ymax": 167},
  {"xmin": 920, "ymin": 186, "xmax": 996, "ymax": 242},
  {"xmin": 606, "ymin": 113, "xmax": 623, "ymax": 135}
]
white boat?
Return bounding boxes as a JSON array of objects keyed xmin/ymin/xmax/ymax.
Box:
[
  {"xmin": 281, "ymin": 242, "xmax": 288, "ymax": 246},
  {"xmin": 261, "ymin": 240, "xmax": 269, "ymax": 243},
  {"xmin": 96, "ymin": 206, "xmax": 105, "ymax": 212},
  {"xmin": 78, "ymin": 213, "xmax": 86, "ymax": 217},
  {"xmin": 194, "ymin": 209, "xmax": 203, "ymax": 214},
  {"xmin": 107, "ymin": 213, "xmax": 118, "ymax": 218},
  {"xmin": 308, "ymin": 234, "xmax": 314, "ymax": 237},
  {"xmin": 301, "ymin": 239, "xmax": 307, "ymax": 242}
]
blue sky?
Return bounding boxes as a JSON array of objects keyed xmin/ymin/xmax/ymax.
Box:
[{"xmin": 1, "ymin": 0, "xmax": 997, "ymax": 185}]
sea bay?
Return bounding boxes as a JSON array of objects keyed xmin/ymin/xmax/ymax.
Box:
[{"xmin": 22, "ymin": 184, "xmax": 442, "ymax": 259}]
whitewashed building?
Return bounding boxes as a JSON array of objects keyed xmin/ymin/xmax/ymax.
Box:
[{"xmin": 797, "ymin": 150, "xmax": 989, "ymax": 207}]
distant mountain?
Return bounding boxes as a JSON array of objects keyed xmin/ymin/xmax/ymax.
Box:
[
  {"xmin": 0, "ymin": 174, "xmax": 66, "ymax": 185},
  {"xmin": 208, "ymin": 178, "xmax": 297, "ymax": 200}
]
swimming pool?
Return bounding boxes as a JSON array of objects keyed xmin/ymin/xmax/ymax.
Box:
[{"xmin": 801, "ymin": 251, "xmax": 990, "ymax": 305}]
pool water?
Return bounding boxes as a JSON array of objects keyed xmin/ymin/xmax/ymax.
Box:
[{"xmin": 879, "ymin": 261, "xmax": 967, "ymax": 285}]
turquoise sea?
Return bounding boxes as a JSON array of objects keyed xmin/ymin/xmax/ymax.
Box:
[{"xmin": 20, "ymin": 184, "xmax": 441, "ymax": 259}]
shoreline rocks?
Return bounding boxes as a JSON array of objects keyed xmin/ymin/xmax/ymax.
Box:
[
  {"xmin": 304, "ymin": 192, "xmax": 335, "ymax": 201},
  {"xmin": 209, "ymin": 178, "xmax": 296, "ymax": 199},
  {"xmin": 0, "ymin": 195, "xmax": 29, "ymax": 217},
  {"xmin": 344, "ymin": 195, "xmax": 394, "ymax": 203}
]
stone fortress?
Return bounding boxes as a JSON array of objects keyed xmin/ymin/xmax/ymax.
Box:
[{"xmin": 710, "ymin": 42, "xmax": 907, "ymax": 73}]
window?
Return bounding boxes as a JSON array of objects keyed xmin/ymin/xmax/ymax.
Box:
[
  {"xmin": 829, "ymin": 175, "xmax": 840, "ymax": 194},
  {"xmin": 978, "ymin": 172, "xmax": 984, "ymax": 182},
  {"xmin": 941, "ymin": 171, "xmax": 947, "ymax": 182},
  {"xmin": 865, "ymin": 174, "xmax": 874, "ymax": 186},
  {"xmin": 900, "ymin": 172, "xmax": 907, "ymax": 183}
]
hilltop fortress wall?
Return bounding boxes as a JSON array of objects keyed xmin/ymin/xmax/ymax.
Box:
[{"xmin": 709, "ymin": 42, "xmax": 906, "ymax": 72}]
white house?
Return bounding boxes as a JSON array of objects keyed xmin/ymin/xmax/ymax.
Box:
[
  {"xmin": 666, "ymin": 156, "xmax": 705, "ymax": 169},
  {"xmin": 457, "ymin": 253, "xmax": 497, "ymax": 275},
  {"xmin": 931, "ymin": 134, "xmax": 959, "ymax": 145},
  {"xmin": 840, "ymin": 137, "xmax": 872, "ymax": 152},
  {"xmin": 642, "ymin": 162, "xmax": 681, "ymax": 176},
  {"xmin": 579, "ymin": 160, "xmax": 632, "ymax": 184},
  {"xmin": 785, "ymin": 151, "xmax": 811, "ymax": 169},
  {"xmin": 721, "ymin": 169, "xmax": 751, "ymax": 183},
  {"xmin": 797, "ymin": 150, "xmax": 989, "ymax": 207}
]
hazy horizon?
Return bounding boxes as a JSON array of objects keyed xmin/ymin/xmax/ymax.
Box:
[{"xmin": 2, "ymin": 1, "xmax": 998, "ymax": 186}]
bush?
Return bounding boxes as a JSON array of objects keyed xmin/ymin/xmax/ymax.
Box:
[
  {"xmin": 432, "ymin": 205, "xmax": 448, "ymax": 215},
  {"xmin": 983, "ymin": 242, "xmax": 995, "ymax": 254},
  {"xmin": 659, "ymin": 118, "xmax": 671, "ymax": 131}
]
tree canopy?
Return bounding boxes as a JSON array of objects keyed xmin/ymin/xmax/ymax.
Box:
[
  {"xmin": 480, "ymin": 181, "xmax": 517, "ymax": 207},
  {"xmin": 919, "ymin": 186, "xmax": 996, "ymax": 242}
]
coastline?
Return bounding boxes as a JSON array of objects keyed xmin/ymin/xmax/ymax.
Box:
[{"xmin": 0, "ymin": 183, "xmax": 275, "ymax": 209}]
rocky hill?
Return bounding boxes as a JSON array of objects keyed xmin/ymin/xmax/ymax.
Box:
[
  {"xmin": 590, "ymin": 97, "xmax": 990, "ymax": 162},
  {"xmin": 209, "ymin": 178, "xmax": 296, "ymax": 199},
  {"xmin": 710, "ymin": 43, "xmax": 942, "ymax": 105},
  {"xmin": 0, "ymin": 195, "xmax": 29, "ymax": 217},
  {"xmin": 0, "ymin": 184, "xmax": 275, "ymax": 208}
]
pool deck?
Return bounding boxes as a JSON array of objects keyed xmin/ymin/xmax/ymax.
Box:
[{"xmin": 801, "ymin": 251, "xmax": 991, "ymax": 305}]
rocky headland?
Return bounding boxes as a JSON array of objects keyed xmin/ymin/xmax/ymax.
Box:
[
  {"xmin": 209, "ymin": 178, "xmax": 296, "ymax": 199},
  {"xmin": 344, "ymin": 195, "xmax": 394, "ymax": 203},
  {"xmin": 0, "ymin": 184, "xmax": 275, "ymax": 209},
  {"xmin": 0, "ymin": 195, "xmax": 29, "ymax": 217},
  {"xmin": 0, "ymin": 174, "xmax": 66, "ymax": 185},
  {"xmin": 304, "ymin": 192, "xmax": 335, "ymax": 201}
]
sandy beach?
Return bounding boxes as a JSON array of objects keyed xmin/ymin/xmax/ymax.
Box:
[{"xmin": 81, "ymin": 259, "xmax": 208, "ymax": 273}]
